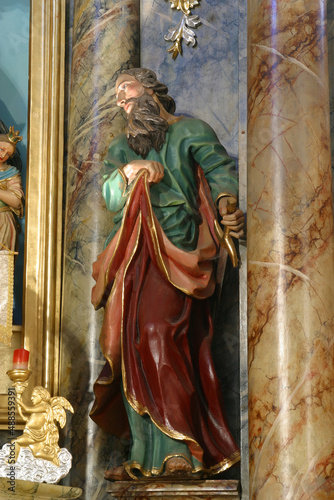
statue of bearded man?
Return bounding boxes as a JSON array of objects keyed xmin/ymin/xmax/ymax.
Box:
[{"xmin": 91, "ymin": 68, "xmax": 244, "ymax": 481}]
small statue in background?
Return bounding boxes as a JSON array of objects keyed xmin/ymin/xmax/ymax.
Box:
[
  {"xmin": 13, "ymin": 386, "xmax": 74, "ymax": 466},
  {"xmin": 0, "ymin": 121, "xmax": 24, "ymax": 252}
]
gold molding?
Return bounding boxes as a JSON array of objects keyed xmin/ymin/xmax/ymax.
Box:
[{"xmin": 23, "ymin": 0, "xmax": 65, "ymax": 396}]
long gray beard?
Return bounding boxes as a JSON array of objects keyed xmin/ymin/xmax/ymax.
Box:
[{"xmin": 126, "ymin": 94, "xmax": 169, "ymax": 158}]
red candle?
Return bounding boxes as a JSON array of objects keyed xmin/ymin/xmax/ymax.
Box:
[{"xmin": 13, "ymin": 348, "xmax": 29, "ymax": 370}]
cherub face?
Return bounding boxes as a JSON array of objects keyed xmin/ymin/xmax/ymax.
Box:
[
  {"xmin": 0, "ymin": 142, "xmax": 15, "ymax": 164},
  {"xmin": 31, "ymin": 390, "xmax": 42, "ymax": 405}
]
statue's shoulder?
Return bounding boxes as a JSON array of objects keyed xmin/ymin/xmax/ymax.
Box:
[
  {"xmin": 104, "ymin": 133, "xmax": 130, "ymax": 166},
  {"xmin": 171, "ymin": 116, "xmax": 217, "ymax": 138},
  {"xmin": 0, "ymin": 163, "xmax": 19, "ymax": 178},
  {"xmin": 108, "ymin": 132, "xmax": 128, "ymax": 152},
  {"xmin": 0, "ymin": 163, "xmax": 10, "ymax": 171}
]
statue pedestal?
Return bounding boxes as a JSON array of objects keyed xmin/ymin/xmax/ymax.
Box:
[
  {"xmin": 107, "ymin": 479, "xmax": 240, "ymax": 499},
  {"xmin": 0, "ymin": 478, "xmax": 82, "ymax": 498}
]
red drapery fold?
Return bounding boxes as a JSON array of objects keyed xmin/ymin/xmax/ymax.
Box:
[{"xmin": 90, "ymin": 170, "xmax": 240, "ymax": 471}]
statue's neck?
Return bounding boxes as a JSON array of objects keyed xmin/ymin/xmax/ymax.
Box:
[{"xmin": 153, "ymin": 94, "xmax": 176, "ymax": 124}]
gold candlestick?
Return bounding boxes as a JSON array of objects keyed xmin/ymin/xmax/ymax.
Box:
[
  {"xmin": 7, "ymin": 369, "xmax": 32, "ymax": 422},
  {"xmin": 6, "ymin": 369, "xmax": 32, "ymax": 395},
  {"xmin": 6, "ymin": 369, "xmax": 74, "ymax": 466},
  {"xmin": 7, "ymin": 369, "xmax": 32, "ymax": 383}
]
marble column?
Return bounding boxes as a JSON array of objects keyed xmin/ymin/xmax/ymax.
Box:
[
  {"xmin": 248, "ymin": 0, "xmax": 334, "ymax": 499},
  {"xmin": 60, "ymin": 1, "xmax": 139, "ymax": 498}
]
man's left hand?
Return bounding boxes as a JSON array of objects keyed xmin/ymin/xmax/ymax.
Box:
[{"xmin": 218, "ymin": 197, "xmax": 245, "ymax": 239}]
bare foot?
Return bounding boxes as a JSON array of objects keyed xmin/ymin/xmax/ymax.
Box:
[
  {"xmin": 104, "ymin": 465, "xmax": 131, "ymax": 481},
  {"xmin": 164, "ymin": 456, "xmax": 192, "ymax": 476}
]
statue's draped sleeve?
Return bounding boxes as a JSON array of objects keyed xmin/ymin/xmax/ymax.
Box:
[
  {"xmin": 102, "ymin": 135, "xmax": 130, "ymax": 213},
  {"xmin": 183, "ymin": 118, "xmax": 238, "ymax": 204}
]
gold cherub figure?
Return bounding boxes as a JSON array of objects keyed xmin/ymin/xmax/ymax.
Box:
[{"xmin": 12, "ymin": 386, "xmax": 74, "ymax": 466}]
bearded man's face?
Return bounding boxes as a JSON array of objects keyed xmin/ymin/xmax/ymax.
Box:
[
  {"xmin": 116, "ymin": 74, "xmax": 146, "ymax": 114},
  {"xmin": 115, "ymin": 74, "xmax": 169, "ymax": 158}
]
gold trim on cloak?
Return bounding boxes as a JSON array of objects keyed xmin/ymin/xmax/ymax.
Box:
[
  {"xmin": 0, "ymin": 173, "xmax": 21, "ymax": 184},
  {"xmin": 124, "ymin": 453, "xmax": 202, "ymax": 480},
  {"xmin": 117, "ymin": 167, "xmax": 129, "ymax": 198},
  {"xmin": 124, "ymin": 451, "xmax": 241, "ymax": 479}
]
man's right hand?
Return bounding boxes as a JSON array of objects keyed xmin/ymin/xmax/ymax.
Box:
[{"xmin": 123, "ymin": 160, "xmax": 164, "ymax": 184}]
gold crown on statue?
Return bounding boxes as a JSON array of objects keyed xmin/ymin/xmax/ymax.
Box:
[{"xmin": 7, "ymin": 126, "xmax": 23, "ymax": 146}]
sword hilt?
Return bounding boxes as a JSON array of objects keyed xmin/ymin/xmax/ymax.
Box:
[{"xmin": 214, "ymin": 199, "xmax": 239, "ymax": 268}]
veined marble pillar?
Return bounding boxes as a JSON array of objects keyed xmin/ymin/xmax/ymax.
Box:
[
  {"xmin": 248, "ymin": 0, "xmax": 334, "ymax": 499},
  {"xmin": 60, "ymin": 1, "xmax": 139, "ymax": 497}
]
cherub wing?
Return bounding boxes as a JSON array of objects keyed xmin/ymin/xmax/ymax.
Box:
[{"xmin": 50, "ymin": 397, "xmax": 74, "ymax": 428}]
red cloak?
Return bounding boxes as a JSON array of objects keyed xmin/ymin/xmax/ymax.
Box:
[{"xmin": 90, "ymin": 170, "xmax": 240, "ymax": 473}]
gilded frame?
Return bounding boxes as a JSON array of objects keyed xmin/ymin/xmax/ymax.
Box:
[{"xmin": 0, "ymin": 0, "xmax": 65, "ymax": 428}]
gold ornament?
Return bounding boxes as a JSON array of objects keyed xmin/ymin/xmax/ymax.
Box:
[
  {"xmin": 165, "ymin": 1, "xmax": 201, "ymax": 59},
  {"xmin": 214, "ymin": 199, "xmax": 239, "ymax": 268},
  {"xmin": 169, "ymin": 0, "xmax": 199, "ymax": 16},
  {"xmin": 7, "ymin": 126, "xmax": 23, "ymax": 147},
  {"xmin": 7, "ymin": 370, "xmax": 74, "ymax": 466}
]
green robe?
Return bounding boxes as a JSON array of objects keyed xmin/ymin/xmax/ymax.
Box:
[{"xmin": 102, "ymin": 117, "xmax": 238, "ymax": 251}]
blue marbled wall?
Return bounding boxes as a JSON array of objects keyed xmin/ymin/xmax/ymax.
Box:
[{"xmin": 141, "ymin": 0, "xmax": 240, "ymax": 158}]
